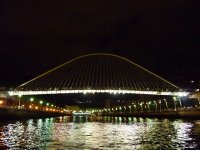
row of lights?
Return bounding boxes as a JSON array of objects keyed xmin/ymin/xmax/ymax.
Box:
[
  {"xmin": 92, "ymin": 98, "xmax": 181, "ymax": 113},
  {"xmin": 10, "ymin": 90, "xmax": 188, "ymax": 96},
  {"xmin": 19, "ymin": 96, "xmax": 65, "ymax": 113}
]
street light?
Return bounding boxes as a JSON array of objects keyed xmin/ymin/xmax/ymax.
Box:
[
  {"xmin": 147, "ymin": 101, "xmax": 151, "ymax": 111},
  {"xmin": 129, "ymin": 105, "xmax": 131, "ymax": 112},
  {"xmin": 39, "ymin": 100, "xmax": 43, "ymax": 105},
  {"xmin": 159, "ymin": 100, "xmax": 161, "ymax": 112},
  {"xmin": 119, "ymin": 107, "xmax": 122, "ymax": 112},
  {"xmin": 0, "ymin": 100, "xmax": 4, "ymax": 105},
  {"xmin": 177, "ymin": 97, "xmax": 182, "ymax": 108},
  {"xmin": 18, "ymin": 95, "xmax": 22, "ymax": 109},
  {"xmin": 173, "ymin": 97, "xmax": 177, "ymax": 111},
  {"xmin": 30, "ymin": 98, "xmax": 34, "ymax": 105},
  {"xmin": 30, "ymin": 98, "xmax": 34, "ymax": 102},
  {"xmin": 163, "ymin": 99, "xmax": 168, "ymax": 109},
  {"xmin": 198, "ymin": 98, "xmax": 200, "ymax": 106},
  {"xmin": 154, "ymin": 101, "xmax": 158, "ymax": 110},
  {"xmin": 140, "ymin": 102, "xmax": 143, "ymax": 111}
]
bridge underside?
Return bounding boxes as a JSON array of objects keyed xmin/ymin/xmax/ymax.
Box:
[{"xmin": 8, "ymin": 89, "xmax": 188, "ymax": 97}]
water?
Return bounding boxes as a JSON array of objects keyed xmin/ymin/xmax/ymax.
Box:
[{"xmin": 1, "ymin": 116, "xmax": 200, "ymax": 150}]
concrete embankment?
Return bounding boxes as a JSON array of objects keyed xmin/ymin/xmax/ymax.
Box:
[
  {"xmin": 102, "ymin": 111, "xmax": 200, "ymax": 119},
  {"xmin": 0, "ymin": 108, "xmax": 72, "ymax": 119}
]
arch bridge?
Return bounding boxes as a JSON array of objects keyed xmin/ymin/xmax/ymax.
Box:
[{"xmin": 9, "ymin": 53, "xmax": 188, "ymax": 97}]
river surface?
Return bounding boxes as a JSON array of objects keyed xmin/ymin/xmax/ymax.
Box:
[{"xmin": 1, "ymin": 116, "xmax": 200, "ymax": 150}]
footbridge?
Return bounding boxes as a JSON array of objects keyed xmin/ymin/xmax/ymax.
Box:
[{"xmin": 8, "ymin": 53, "xmax": 188, "ymax": 97}]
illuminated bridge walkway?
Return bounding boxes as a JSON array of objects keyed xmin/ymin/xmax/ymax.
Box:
[{"xmin": 9, "ymin": 53, "xmax": 187, "ymax": 97}]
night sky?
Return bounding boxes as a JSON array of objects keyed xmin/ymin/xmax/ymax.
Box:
[{"xmin": 0, "ymin": 0, "xmax": 200, "ymax": 89}]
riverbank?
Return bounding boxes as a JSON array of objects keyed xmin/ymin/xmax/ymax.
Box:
[
  {"xmin": 0, "ymin": 107, "xmax": 72, "ymax": 119},
  {"xmin": 102, "ymin": 110, "xmax": 200, "ymax": 119}
]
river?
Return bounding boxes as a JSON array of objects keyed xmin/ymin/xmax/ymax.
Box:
[{"xmin": 1, "ymin": 116, "xmax": 200, "ymax": 149}]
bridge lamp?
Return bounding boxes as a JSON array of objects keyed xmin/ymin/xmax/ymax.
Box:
[
  {"xmin": 39, "ymin": 100, "xmax": 43, "ymax": 105},
  {"xmin": 46, "ymin": 103, "xmax": 49, "ymax": 106},
  {"xmin": 51, "ymin": 104, "xmax": 54, "ymax": 107}
]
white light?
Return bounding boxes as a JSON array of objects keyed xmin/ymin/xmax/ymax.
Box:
[{"xmin": 8, "ymin": 89, "xmax": 189, "ymax": 96}]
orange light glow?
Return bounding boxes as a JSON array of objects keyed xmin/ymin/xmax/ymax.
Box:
[
  {"xmin": 0, "ymin": 100, "xmax": 3, "ymax": 105},
  {"xmin": 35, "ymin": 106, "xmax": 38, "ymax": 109}
]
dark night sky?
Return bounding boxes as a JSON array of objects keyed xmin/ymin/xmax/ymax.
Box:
[{"xmin": 0, "ymin": 0, "xmax": 200, "ymax": 89}]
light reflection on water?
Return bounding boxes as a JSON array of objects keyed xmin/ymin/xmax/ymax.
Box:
[{"xmin": 0, "ymin": 116, "xmax": 200, "ymax": 149}]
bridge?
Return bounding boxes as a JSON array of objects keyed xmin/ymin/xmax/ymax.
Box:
[{"xmin": 9, "ymin": 53, "xmax": 188, "ymax": 97}]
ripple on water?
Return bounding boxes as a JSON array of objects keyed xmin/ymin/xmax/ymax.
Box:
[{"xmin": 0, "ymin": 117, "xmax": 199, "ymax": 149}]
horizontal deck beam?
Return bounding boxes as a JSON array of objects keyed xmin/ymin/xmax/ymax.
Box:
[{"xmin": 8, "ymin": 89, "xmax": 188, "ymax": 97}]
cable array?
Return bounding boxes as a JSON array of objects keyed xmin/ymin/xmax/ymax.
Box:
[{"xmin": 17, "ymin": 53, "xmax": 179, "ymax": 92}]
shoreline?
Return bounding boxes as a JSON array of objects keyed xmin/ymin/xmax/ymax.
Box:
[
  {"xmin": 0, "ymin": 107, "xmax": 71, "ymax": 119},
  {"xmin": 101, "ymin": 110, "xmax": 200, "ymax": 119}
]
